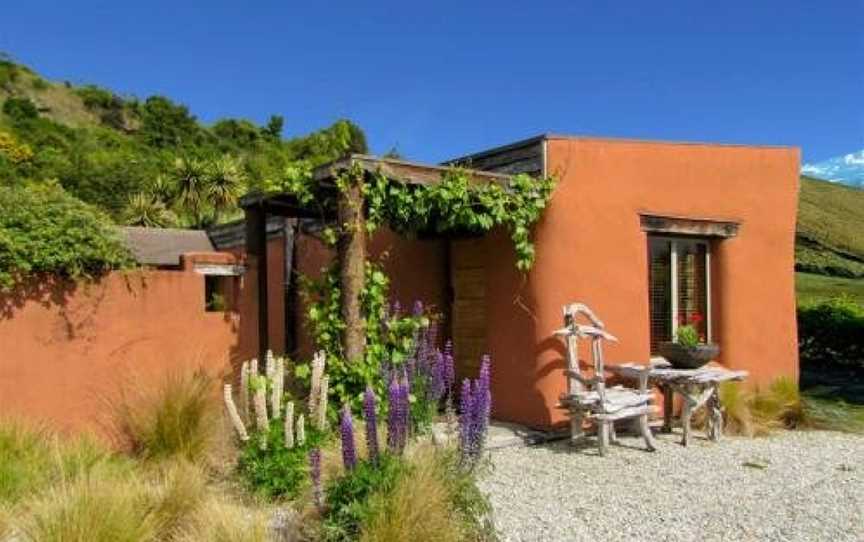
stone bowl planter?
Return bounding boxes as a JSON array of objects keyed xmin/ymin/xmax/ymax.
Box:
[{"xmin": 658, "ymin": 342, "xmax": 719, "ymax": 369}]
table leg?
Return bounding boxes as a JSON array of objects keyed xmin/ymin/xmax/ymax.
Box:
[
  {"xmin": 662, "ymin": 385, "xmax": 674, "ymax": 434},
  {"xmin": 708, "ymin": 384, "xmax": 723, "ymax": 442},
  {"xmin": 681, "ymin": 386, "xmax": 693, "ymax": 447}
]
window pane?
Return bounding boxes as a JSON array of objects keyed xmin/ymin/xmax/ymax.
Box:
[
  {"xmin": 648, "ymin": 238, "xmax": 672, "ymax": 353},
  {"xmin": 676, "ymin": 241, "xmax": 708, "ymax": 340}
]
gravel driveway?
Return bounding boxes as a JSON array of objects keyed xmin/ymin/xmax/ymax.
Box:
[{"xmin": 480, "ymin": 430, "xmax": 863, "ymax": 542}]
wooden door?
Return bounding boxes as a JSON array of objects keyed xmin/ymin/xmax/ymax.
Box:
[{"xmin": 449, "ymin": 238, "xmax": 487, "ymax": 382}]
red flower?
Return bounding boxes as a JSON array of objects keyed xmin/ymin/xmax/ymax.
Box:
[{"xmin": 690, "ymin": 313, "xmax": 704, "ymax": 325}]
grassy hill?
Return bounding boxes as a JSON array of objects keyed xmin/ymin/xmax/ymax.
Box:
[{"xmin": 796, "ymin": 176, "xmax": 864, "ymax": 304}]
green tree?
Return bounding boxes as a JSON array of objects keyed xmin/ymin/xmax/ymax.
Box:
[
  {"xmin": 138, "ymin": 96, "xmax": 200, "ymax": 148},
  {"xmin": 263, "ymin": 115, "xmax": 284, "ymax": 140}
]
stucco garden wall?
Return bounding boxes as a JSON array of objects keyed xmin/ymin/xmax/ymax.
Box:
[{"xmin": 0, "ymin": 250, "xmax": 280, "ymax": 434}]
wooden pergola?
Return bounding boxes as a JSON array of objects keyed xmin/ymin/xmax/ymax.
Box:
[{"xmin": 240, "ymin": 154, "xmax": 511, "ymax": 364}]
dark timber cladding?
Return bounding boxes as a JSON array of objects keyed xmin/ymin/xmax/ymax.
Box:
[
  {"xmin": 444, "ymin": 135, "xmax": 545, "ymax": 175},
  {"xmin": 240, "ymin": 154, "xmax": 512, "ymax": 367}
]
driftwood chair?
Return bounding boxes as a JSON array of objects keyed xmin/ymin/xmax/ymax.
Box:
[{"xmin": 554, "ymin": 303, "xmax": 657, "ymax": 456}]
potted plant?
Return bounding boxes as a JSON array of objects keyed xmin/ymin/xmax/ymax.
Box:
[{"xmin": 659, "ymin": 313, "xmax": 719, "ymax": 369}]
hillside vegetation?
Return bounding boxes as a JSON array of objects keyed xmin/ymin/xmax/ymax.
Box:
[
  {"xmin": 797, "ymin": 176, "xmax": 864, "ymax": 278},
  {"xmin": 0, "ymin": 56, "xmax": 366, "ymax": 228}
]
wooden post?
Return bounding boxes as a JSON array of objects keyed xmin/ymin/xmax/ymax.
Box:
[
  {"xmin": 337, "ymin": 169, "xmax": 366, "ymax": 362},
  {"xmin": 245, "ymin": 205, "xmax": 269, "ymax": 367}
]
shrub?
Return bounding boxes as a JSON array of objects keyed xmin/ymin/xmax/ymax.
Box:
[
  {"xmin": 114, "ymin": 370, "xmax": 220, "ymax": 463},
  {"xmin": 237, "ymin": 418, "xmax": 326, "ymax": 500},
  {"xmin": 2, "ymin": 97, "xmax": 38, "ymax": 121},
  {"xmin": 798, "ymin": 296, "xmax": 864, "ymax": 371},
  {"xmin": 0, "ymin": 183, "xmax": 133, "ymax": 289}
]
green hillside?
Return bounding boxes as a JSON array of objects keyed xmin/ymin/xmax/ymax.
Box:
[
  {"xmin": 797, "ymin": 175, "xmax": 864, "ymax": 277},
  {"xmin": 0, "ymin": 56, "xmax": 366, "ymax": 227},
  {"xmin": 796, "ymin": 176, "xmax": 864, "ymax": 304}
]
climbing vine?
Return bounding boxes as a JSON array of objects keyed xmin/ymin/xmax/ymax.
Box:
[
  {"xmin": 297, "ymin": 260, "xmax": 428, "ymax": 410},
  {"xmin": 364, "ymin": 168, "xmax": 555, "ymax": 271}
]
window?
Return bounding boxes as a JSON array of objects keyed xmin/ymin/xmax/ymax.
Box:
[
  {"xmin": 205, "ymin": 275, "xmax": 235, "ymax": 312},
  {"xmin": 648, "ymin": 237, "xmax": 711, "ymax": 353}
]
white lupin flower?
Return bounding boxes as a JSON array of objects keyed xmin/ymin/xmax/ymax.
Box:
[
  {"xmin": 239, "ymin": 360, "xmax": 250, "ymax": 422},
  {"xmin": 309, "ymin": 351, "xmax": 325, "ymax": 420},
  {"xmin": 296, "ymin": 414, "xmax": 306, "ymax": 446},
  {"xmin": 317, "ymin": 374, "xmax": 329, "ymax": 431},
  {"xmin": 284, "ymin": 401, "xmax": 295, "ymax": 448},
  {"xmin": 271, "ymin": 356, "xmax": 283, "ymax": 419},
  {"xmin": 223, "ymin": 384, "xmax": 249, "ymax": 441},
  {"xmin": 253, "ymin": 378, "xmax": 269, "ymax": 449}
]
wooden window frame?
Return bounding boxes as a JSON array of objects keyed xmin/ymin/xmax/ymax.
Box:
[{"xmin": 649, "ymin": 235, "xmax": 713, "ymax": 347}]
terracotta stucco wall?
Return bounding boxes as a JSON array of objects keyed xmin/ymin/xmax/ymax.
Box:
[
  {"xmin": 0, "ymin": 230, "xmax": 297, "ymax": 435},
  {"xmin": 484, "ymin": 137, "xmax": 800, "ymax": 428},
  {"xmin": 0, "ymin": 253, "xmax": 243, "ymax": 434}
]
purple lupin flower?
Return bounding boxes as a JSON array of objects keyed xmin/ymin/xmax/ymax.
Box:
[
  {"xmin": 412, "ymin": 299, "xmax": 424, "ymax": 317},
  {"xmin": 340, "ymin": 404, "xmax": 357, "ymax": 470},
  {"xmin": 443, "ymin": 341, "xmax": 456, "ymax": 398},
  {"xmin": 363, "ymin": 386, "xmax": 379, "ymax": 462},
  {"xmin": 458, "ymin": 379, "xmax": 475, "ymax": 460},
  {"xmin": 386, "ymin": 377, "xmax": 402, "ymax": 454},
  {"xmin": 399, "ymin": 376, "xmax": 411, "ymax": 451},
  {"xmin": 477, "ymin": 355, "xmax": 492, "ymax": 422},
  {"xmin": 309, "ymin": 447, "xmax": 322, "ymax": 509},
  {"xmin": 472, "ymin": 355, "xmax": 492, "ymax": 455},
  {"xmin": 430, "ymin": 349, "xmax": 446, "ymax": 401},
  {"xmin": 426, "ymin": 321, "xmax": 439, "ymax": 355},
  {"xmin": 391, "ymin": 300, "xmax": 402, "ymax": 320}
]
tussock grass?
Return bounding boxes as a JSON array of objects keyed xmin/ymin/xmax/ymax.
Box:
[
  {"xmin": 0, "ymin": 420, "xmax": 116, "ymax": 506},
  {"xmin": 0, "ymin": 421, "xmax": 55, "ymax": 504},
  {"xmin": 18, "ymin": 466, "xmax": 160, "ymax": 542},
  {"xmin": 359, "ymin": 445, "xmax": 494, "ymax": 542},
  {"xmin": 173, "ymin": 498, "xmax": 269, "ymax": 542},
  {"xmin": 361, "ymin": 454, "xmax": 461, "ymax": 542},
  {"xmin": 113, "ymin": 370, "xmax": 220, "ymax": 463},
  {"xmin": 720, "ymin": 377, "xmax": 864, "ymax": 437}
]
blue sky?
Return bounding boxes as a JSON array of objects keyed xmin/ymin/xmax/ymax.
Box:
[{"xmin": 2, "ymin": 1, "xmax": 861, "ymax": 163}]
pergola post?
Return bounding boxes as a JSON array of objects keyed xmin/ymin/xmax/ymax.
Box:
[
  {"xmin": 245, "ymin": 204, "xmax": 269, "ymax": 368},
  {"xmin": 338, "ymin": 169, "xmax": 366, "ymax": 362}
]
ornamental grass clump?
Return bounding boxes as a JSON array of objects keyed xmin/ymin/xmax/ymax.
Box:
[{"xmin": 113, "ymin": 369, "xmax": 219, "ymax": 464}]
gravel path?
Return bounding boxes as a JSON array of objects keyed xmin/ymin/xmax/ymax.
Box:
[{"xmin": 480, "ymin": 430, "xmax": 863, "ymax": 542}]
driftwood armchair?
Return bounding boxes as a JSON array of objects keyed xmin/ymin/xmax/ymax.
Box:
[{"xmin": 554, "ymin": 303, "xmax": 657, "ymax": 456}]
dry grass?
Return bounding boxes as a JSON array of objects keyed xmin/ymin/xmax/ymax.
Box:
[
  {"xmin": 174, "ymin": 498, "xmax": 269, "ymax": 542},
  {"xmin": 18, "ymin": 467, "xmax": 158, "ymax": 542},
  {"xmin": 360, "ymin": 446, "xmax": 464, "ymax": 542},
  {"xmin": 112, "ymin": 370, "xmax": 221, "ymax": 464}
]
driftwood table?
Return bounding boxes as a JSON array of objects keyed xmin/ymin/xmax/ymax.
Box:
[{"xmin": 608, "ymin": 360, "xmax": 748, "ymax": 446}]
